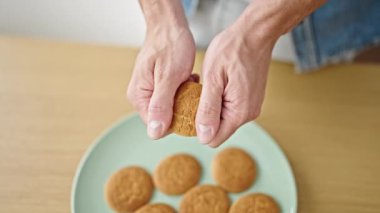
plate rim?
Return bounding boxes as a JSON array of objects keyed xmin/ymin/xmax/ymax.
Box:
[
  {"xmin": 251, "ymin": 122, "xmax": 298, "ymax": 212},
  {"xmin": 70, "ymin": 113, "xmax": 137, "ymax": 213},
  {"xmin": 70, "ymin": 113, "xmax": 298, "ymax": 213}
]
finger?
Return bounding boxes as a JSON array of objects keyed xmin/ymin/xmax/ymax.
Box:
[
  {"xmin": 127, "ymin": 59, "xmax": 154, "ymax": 125},
  {"xmin": 147, "ymin": 78, "xmax": 179, "ymax": 140},
  {"xmin": 147, "ymin": 87, "xmax": 174, "ymax": 139},
  {"xmin": 195, "ymin": 76, "xmax": 224, "ymax": 144},
  {"xmin": 207, "ymin": 119, "xmax": 241, "ymax": 148}
]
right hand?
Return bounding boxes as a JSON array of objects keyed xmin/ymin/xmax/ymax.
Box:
[{"xmin": 127, "ymin": 26, "xmax": 196, "ymax": 139}]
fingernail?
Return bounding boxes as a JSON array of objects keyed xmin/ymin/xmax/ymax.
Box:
[
  {"xmin": 197, "ymin": 124, "xmax": 212, "ymax": 144},
  {"xmin": 148, "ymin": 120, "xmax": 163, "ymax": 139}
]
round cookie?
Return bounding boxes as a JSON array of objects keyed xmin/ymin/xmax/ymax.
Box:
[
  {"xmin": 105, "ymin": 166, "xmax": 154, "ymax": 213},
  {"xmin": 154, "ymin": 153, "xmax": 201, "ymax": 195},
  {"xmin": 179, "ymin": 185, "xmax": 230, "ymax": 213},
  {"xmin": 229, "ymin": 193, "xmax": 280, "ymax": 213},
  {"xmin": 212, "ymin": 147, "xmax": 256, "ymax": 193},
  {"xmin": 136, "ymin": 203, "xmax": 176, "ymax": 213},
  {"xmin": 169, "ymin": 82, "xmax": 202, "ymax": 136}
]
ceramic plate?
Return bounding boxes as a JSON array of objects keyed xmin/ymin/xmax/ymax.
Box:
[{"xmin": 71, "ymin": 113, "xmax": 297, "ymax": 212}]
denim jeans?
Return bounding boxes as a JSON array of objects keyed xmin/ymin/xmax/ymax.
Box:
[
  {"xmin": 291, "ymin": 0, "xmax": 380, "ymax": 71},
  {"xmin": 182, "ymin": 0, "xmax": 380, "ymax": 72}
]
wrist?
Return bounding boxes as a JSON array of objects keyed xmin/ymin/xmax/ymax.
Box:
[
  {"xmin": 139, "ymin": 0, "xmax": 189, "ymax": 32},
  {"xmin": 232, "ymin": 0, "xmax": 326, "ymax": 49}
]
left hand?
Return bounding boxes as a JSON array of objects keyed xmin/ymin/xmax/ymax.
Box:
[
  {"xmin": 195, "ymin": 24, "xmax": 277, "ymax": 147},
  {"xmin": 194, "ymin": 0, "xmax": 326, "ymax": 147}
]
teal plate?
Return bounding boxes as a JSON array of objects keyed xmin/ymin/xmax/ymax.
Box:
[{"xmin": 71, "ymin": 113, "xmax": 297, "ymax": 213}]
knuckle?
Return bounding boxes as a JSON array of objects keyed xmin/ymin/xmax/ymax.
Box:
[
  {"xmin": 250, "ymin": 107, "xmax": 261, "ymax": 120},
  {"xmin": 231, "ymin": 114, "xmax": 247, "ymax": 128},
  {"xmin": 226, "ymin": 109, "xmax": 248, "ymax": 129}
]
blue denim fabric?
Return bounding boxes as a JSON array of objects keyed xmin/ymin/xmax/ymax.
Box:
[
  {"xmin": 182, "ymin": 0, "xmax": 199, "ymax": 17},
  {"xmin": 292, "ymin": 0, "xmax": 380, "ymax": 72},
  {"xmin": 183, "ymin": 0, "xmax": 380, "ymax": 72}
]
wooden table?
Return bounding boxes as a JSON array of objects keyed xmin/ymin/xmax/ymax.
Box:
[{"xmin": 0, "ymin": 36, "xmax": 379, "ymax": 213}]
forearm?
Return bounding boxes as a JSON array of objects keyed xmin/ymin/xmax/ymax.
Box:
[
  {"xmin": 233, "ymin": 0, "xmax": 326, "ymax": 46},
  {"xmin": 139, "ymin": 0, "xmax": 189, "ymax": 31}
]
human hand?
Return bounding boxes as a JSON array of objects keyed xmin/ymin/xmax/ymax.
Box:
[
  {"xmin": 195, "ymin": 23, "xmax": 276, "ymax": 148},
  {"xmin": 194, "ymin": 0, "xmax": 326, "ymax": 147},
  {"xmin": 127, "ymin": 0, "xmax": 196, "ymax": 139}
]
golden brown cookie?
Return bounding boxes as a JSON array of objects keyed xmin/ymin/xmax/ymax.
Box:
[
  {"xmin": 229, "ymin": 193, "xmax": 280, "ymax": 213},
  {"xmin": 180, "ymin": 185, "xmax": 230, "ymax": 213},
  {"xmin": 105, "ymin": 166, "xmax": 154, "ymax": 213},
  {"xmin": 212, "ymin": 147, "xmax": 256, "ymax": 193},
  {"xmin": 136, "ymin": 203, "xmax": 176, "ymax": 213},
  {"xmin": 154, "ymin": 153, "xmax": 201, "ymax": 195},
  {"xmin": 169, "ymin": 82, "xmax": 202, "ymax": 136}
]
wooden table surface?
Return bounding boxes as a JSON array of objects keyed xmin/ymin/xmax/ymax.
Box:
[{"xmin": 0, "ymin": 36, "xmax": 379, "ymax": 213}]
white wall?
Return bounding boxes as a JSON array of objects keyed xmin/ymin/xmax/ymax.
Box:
[
  {"xmin": 0, "ymin": 0, "xmax": 294, "ymax": 61},
  {"xmin": 0, "ymin": 0, "xmax": 146, "ymax": 46}
]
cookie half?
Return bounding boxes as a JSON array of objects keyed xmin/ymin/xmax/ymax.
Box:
[
  {"xmin": 170, "ymin": 82, "xmax": 202, "ymax": 136},
  {"xmin": 229, "ymin": 193, "xmax": 280, "ymax": 213},
  {"xmin": 212, "ymin": 147, "xmax": 256, "ymax": 193},
  {"xmin": 136, "ymin": 203, "xmax": 176, "ymax": 213},
  {"xmin": 154, "ymin": 153, "xmax": 201, "ymax": 195},
  {"xmin": 105, "ymin": 166, "xmax": 154, "ymax": 213}
]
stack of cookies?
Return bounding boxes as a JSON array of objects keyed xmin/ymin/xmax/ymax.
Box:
[{"xmin": 105, "ymin": 147, "xmax": 280, "ymax": 213}]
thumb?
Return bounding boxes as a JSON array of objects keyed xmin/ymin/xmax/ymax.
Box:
[
  {"xmin": 147, "ymin": 81, "xmax": 177, "ymax": 139},
  {"xmin": 195, "ymin": 79, "xmax": 223, "ymax": 144}
]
